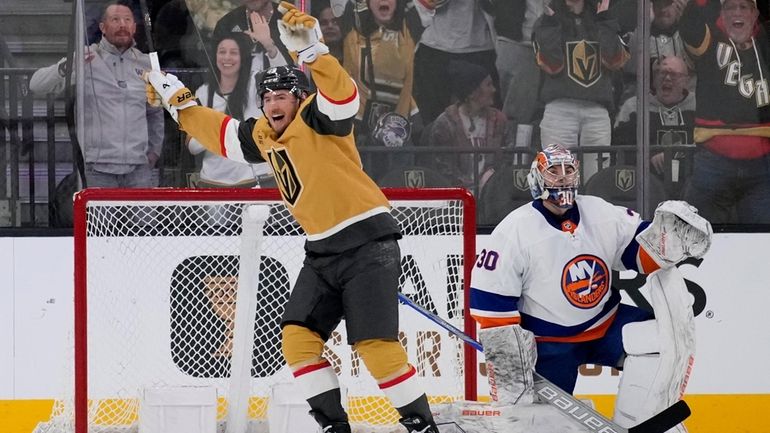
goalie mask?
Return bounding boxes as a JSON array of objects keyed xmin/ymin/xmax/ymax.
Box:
[
  {"xmin": 257, "ymin": 66, "xmax": 310, "ymax": 104},
  {"xmin": 527, "ymin": 144, "xmax": 580, "ymax": 209}
]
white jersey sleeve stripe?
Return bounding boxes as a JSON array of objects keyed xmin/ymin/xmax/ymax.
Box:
[
  {"xmin": 219, "ymin": 116, "xmax": 248, "ymax": 164},
  {"xmin": 316, "ymin": 80, "xmax": 360, "ymax": 121},
  {"xmin": 469, "ymin": 309, "xmax": 521, "ymax": 319}
]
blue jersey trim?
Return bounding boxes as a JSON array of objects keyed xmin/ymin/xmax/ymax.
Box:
[
  {"xmin": 469, "ymin": 287, "xmax": 520, "ymax": 313},
  {"xmin": 533, "ymin": 199, "xmax": 581, "ymax": 231},
  {"xmin": 620, "ymin": 221, "xmax": 651, "ymax": 272},
  {"xmin": 520, "ymin": 289, "xmax": 621, "ymax": 337}
]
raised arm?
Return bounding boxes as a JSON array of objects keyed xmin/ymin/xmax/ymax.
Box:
[
  {"xmin": 277, "ymin": 1, "xmax": 359, "ymax": 120},
  {"xmin": 596, "ymin": 6, "xmax": 630, "ymax": 70},
  {"xmin": 533, "ymin": 13, "xmax": 565, "ymax": 75},
  {"xmin": 144, "ymin": 72, "xmax": 264, "ymax": 164},
  {"xmin": 679, "ymin": 0, "xmax": 721, "ymax": 58}
]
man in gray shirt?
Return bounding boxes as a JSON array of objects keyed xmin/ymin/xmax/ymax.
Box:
[{"xmin": 29, "ymin": 0, "xmax": 164, "ymax": 188}]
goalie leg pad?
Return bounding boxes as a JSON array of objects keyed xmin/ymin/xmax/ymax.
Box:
[
  {"xmin": 615, "ymin": 320, "xmax": 663, "ymax": 427},
  {"xmin": 478, "ymin": 325, "xmax": 537, "ymax": 405},
  {"xmin": 614, "ymin": 268, "xmax": 694, "ymax": 432}
]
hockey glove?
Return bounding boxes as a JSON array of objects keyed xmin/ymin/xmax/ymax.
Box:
[
  {"xmin": 143, "ymin": 70, "xmax": 198, "ymax": 122},
  {"xmin": 636, "ymin": 200, "xmax": 713, "ymax": 268},
  {"xmin": 277, "ymin": 1, "xmax": 329, "ymax": 65}
]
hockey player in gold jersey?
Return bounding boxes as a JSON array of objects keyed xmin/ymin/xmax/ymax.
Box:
[{"xmin": 145, "ymin": 2, "xmax": 440, "ymax": 432}]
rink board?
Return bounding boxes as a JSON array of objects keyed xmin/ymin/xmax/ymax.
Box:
[
  {"xmin": 2, "ymin": 234, "xmax": 770, "ymax": 432},
  {"xmin": 3, "ymin": 394, "xmax": 770, "ymax": 433}
]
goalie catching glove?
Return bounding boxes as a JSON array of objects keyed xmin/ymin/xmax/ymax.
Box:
[
  {"xmin": 277, "ymin": 1, "xmax": 329, "ymax": 65},
  {"xmin": 636, "ymin": 200, "xmax": 713, "ymax": 269},
  {"xmin": 143, "ymin": 71, "xmax": 198, "ymax": 122}
]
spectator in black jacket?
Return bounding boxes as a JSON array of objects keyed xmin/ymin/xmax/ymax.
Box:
[
  {"xmin": 533, "ymin": 0, "xmax": 630, "ymax": 180},
  {"xmin": 679, "ymin": 0, "xmax": 770, "ymax": 223}
]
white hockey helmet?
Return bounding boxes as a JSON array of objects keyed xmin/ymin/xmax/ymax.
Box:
[{"xmin": 527, "ymin": 143, "xmax": 580, "ymax": 208}]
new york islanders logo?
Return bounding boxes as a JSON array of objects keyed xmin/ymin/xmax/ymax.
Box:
[{"xmin": 561, "ymin": 255, "xmax": 610, "ymax": 309}]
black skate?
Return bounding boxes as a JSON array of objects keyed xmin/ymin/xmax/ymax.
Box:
[
  {"xmin": 399, "ymin": 415, "xmax": 440, "ymax": 433},
  {"xmin": 310, "ymin": 410, "xmax": 352, "ymax": 433}
]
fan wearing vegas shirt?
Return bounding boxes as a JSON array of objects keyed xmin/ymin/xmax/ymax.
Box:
[
  {"xmin": 469, "ymin": 144, "xmax": 712, "ymax": 430},
  {"xmin": 678, "ymin": 0, "xmax": 770, "ymax": 224}
]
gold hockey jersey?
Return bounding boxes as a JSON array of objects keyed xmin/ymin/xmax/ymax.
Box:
[
  {"xmin": 177, "ymin": 54, "xmax": 400, "ymax": 254},
  {"xmin": 343, "ymin": 23, "xmax": 418, "ymax": 128}
]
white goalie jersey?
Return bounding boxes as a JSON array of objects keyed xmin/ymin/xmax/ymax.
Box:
[{"xmin": 470, "ymin": 195, "xmax": 656, "ymax": 341}]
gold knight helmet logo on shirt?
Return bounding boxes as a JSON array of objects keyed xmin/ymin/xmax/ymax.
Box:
[{"xmin": 566, "ymin": 40, "xmax": 601, "ymax": 87}]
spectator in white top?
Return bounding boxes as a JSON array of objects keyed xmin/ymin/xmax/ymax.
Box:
[{"xmin": 188, "ymin": 33, "xmax": 273, "ymax": 188}]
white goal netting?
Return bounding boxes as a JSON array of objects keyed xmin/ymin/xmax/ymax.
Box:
[{"xmin": 39, "ymin": 188, "xmax": 477, "ymax": 433}]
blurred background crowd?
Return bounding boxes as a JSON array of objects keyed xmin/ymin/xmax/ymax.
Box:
[{"xmin": 1, "ymin": 0, "xmax": 769, "ymax": 228}]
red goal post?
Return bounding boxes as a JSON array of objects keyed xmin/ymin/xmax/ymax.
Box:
[{"xmin": 63, "ymin": 187, "xmax": 477, "ymax": 433}]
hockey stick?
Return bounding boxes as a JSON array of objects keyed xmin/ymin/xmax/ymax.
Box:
[
  {"xmin": 137, "ymin": 0, "xmax": 160, "ymax": 71},
  {"xmin": 397, "ymin": 292, "xmax": 691, "ymax": 433}
]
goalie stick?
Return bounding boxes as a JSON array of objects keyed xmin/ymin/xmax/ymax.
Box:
[{"xmin": 397, "ymin": 292, "xmax": 691, "ymax": 433}]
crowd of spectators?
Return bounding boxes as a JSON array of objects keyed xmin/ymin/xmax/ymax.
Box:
[{"xmin": 24, "ymin": 0, "xmax": 770, "ymax": 226}]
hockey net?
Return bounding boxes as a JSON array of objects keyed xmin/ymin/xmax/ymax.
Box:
[{"xmin": 42, "ymin": 188, "xmax": 477, "ymax": 433}]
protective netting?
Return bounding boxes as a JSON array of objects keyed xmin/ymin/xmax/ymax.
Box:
[{"xmin": 40, "ymin": 189, "xmax": 474, "ymax": 433}]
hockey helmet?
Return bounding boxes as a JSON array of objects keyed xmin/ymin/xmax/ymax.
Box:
[
  {"xmin": 257, "ymin": 66, "xmax": 310, "ymax": 103},
  {"xmin": 527, "ymin": 143, "xmax": 580, "ymax": 208}
]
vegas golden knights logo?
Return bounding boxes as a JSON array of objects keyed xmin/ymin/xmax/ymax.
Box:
[
  {"xmin": 567, "ymin": 40, "xmax": 601, "ymax": 88},
  {"xmin": 615, "ymin": 168, "xmax": 635, "ymax": 192},
  {"xmin": 267, "ymin": 148, "xmax": 302, "ymax": 206},
  {"xmin": 403, "ymin": 169, "xmax": 425, "ymax": 188},
  {"xmin": 513, "ymin": 168, "xmax": 529, "ymax": 192}
]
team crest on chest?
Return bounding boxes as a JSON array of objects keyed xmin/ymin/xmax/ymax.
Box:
[
  {"xmin": 566, "ymin": 40, "xmax": 601, "ymax": 87},
  {"xmin": 267, "ymin": 148, "xmax": 302, "ymax": 206},
  {"xmin": 561, "ymin": 254, "xmax": 610, "ymax": 309}
]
